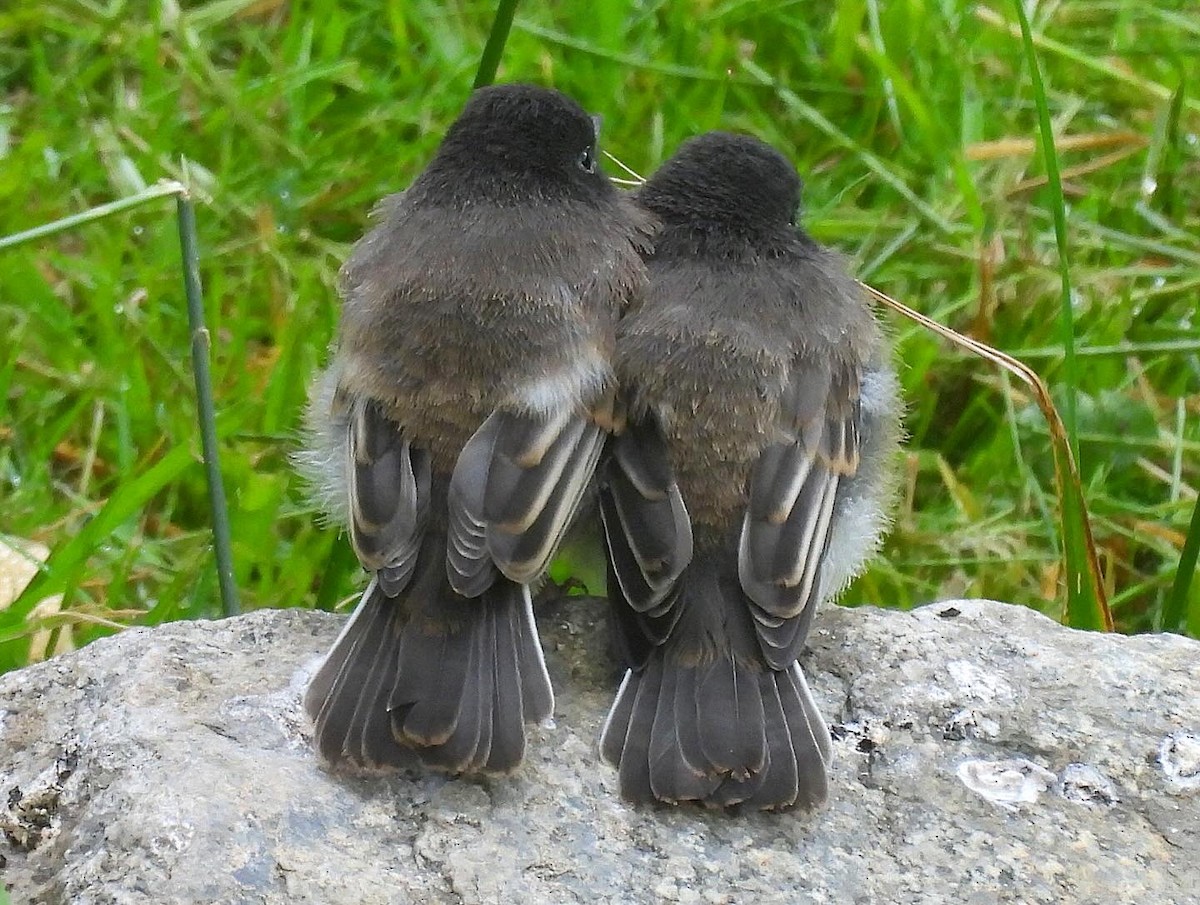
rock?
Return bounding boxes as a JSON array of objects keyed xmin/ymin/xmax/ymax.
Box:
[{"xmin": 1, "ymin": 598, "xmax": 1197, "ymax": 904}]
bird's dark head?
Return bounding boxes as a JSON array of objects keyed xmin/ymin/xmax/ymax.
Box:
[
  {"xmin": 418, "ymin": 83, "xmax": 609, "ymax": 205},
  {"xmin": 637, "ymin": 132, "xmax": 803, "ymax": 243}
]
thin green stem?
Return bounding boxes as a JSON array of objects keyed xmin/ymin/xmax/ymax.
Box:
[
  {"xmin": 0, "ymin": 181, "xmax": 186, "ymax": 251},
  {"xmin": 473, "ymin": 0, "xmax": 521, "ymax": 89},
  {"xmin": 177, "ymin": 196, "xmax": 241, "ymax": 618}
]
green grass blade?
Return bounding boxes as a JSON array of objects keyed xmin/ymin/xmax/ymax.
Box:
[
  {"xmin": 473, "ymin": 0, "xmax": 521, "ymax": 89},
  {"xmin": 0, "ymin": 181, "xmax": 185, "ymax": 251},
  {"xmin": 1012, "ymin": 1, "xmax": 1079, "ymax": 459},
  {"xmin": 1, "ymin": 442, "xmax": 198, "ymax": 653},
  {"xmin": 1163, "ymin": 497, "xmax": 1200, "ymax": 635},
  {"xmin": 1012, "ymin": 0, "xmax": 1104, "ymax": 632}
]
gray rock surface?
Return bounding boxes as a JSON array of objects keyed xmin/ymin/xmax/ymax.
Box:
[{"xmin": 1, "ymin": 598, "xmax": 1196, "ymax": 904}]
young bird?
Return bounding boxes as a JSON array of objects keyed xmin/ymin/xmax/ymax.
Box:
[
  {"xmin": 299, "ymin": 84, "xmax": 651, "ymax": 776},
  {"xmin": 598, "ymin": 132, "xmax": 901, "ymax": 809}
]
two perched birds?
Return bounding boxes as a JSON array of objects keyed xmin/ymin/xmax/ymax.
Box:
[{"xmin": 299, "ymin": 83, "xmax": 901, "ymax": 810}]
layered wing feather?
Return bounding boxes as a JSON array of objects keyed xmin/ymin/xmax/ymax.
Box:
[
  {"xmin": 738, "ymin": 360, "xmax": 862, "ymax": 667},
  {"xmin": 447, "ymin": 406, "xmax": 608, "ymax": 596},
  {"xmin": 346, "ymin": 398, "xmax": 431, "ymax": 596},
  {"xmin": 597, "ymin": 415, "xmax": 693, "ymax": 666}
]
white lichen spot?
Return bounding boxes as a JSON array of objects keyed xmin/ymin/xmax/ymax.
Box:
[
  {"xmin": 1158, "ymin": 730, "xmax": 1200, "ymax": 790},
  {"xmin": 957, "ymin": 758, "xmax": 1056, "ymax": 811}
]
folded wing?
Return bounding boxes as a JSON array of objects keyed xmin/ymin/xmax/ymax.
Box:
[
  {"xmin": 598, "ymin": 413, "xmax": 693, "ymax": 667},
  {"xmin": 448, "ymin": 405, "xmax": 610, "ymax": 596},
  {"xmin": 346, "ymin": 397, "xmax": 431, "ymax": 596},
  {"xmin": 738, "ymin": 358, "xmax": 862, "ymax": 667}
]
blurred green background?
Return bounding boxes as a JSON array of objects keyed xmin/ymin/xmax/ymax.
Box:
[{"xmin": 1, "ymin": 0, "xmax": 1197, "ymax": 669}]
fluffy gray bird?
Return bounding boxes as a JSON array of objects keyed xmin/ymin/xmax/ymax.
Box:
[
  {"xmin": 598, "ymin": 132, "xmax": 901, "ymax": 809},
  {"xmin": 299, "ymin": 84, "xmax": 651, "ymax": 775}
]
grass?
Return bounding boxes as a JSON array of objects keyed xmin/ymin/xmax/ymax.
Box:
[{"xmin": 0, "ymin": 0, "xmax": 1197, "ymax": 672}]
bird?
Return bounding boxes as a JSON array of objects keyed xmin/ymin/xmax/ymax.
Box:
[
  {"xmin": 597, "ymin": 131, "xmax": 902, "ymax": 809},
  {"xmin": 297, "ymin": 83, "xmax": 653, "ymax": 776}
]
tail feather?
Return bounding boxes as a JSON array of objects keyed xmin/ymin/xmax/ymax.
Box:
[
  {"xmin": 740, "ymin": 673, "xmax": 800, "ymax": 809},
  {"xmin": 410, "ymin": 604, "xmax": 492, "ymax": 773},
  {"xmin": 486, "ymin": 600, "xmax": 526, "ymax": 772},
  {"xmin": 615, "ymin": 660, "xmax": 662, "ymax": 804},
  {"xmin": 304, "ymin": 565, "xmax": 552, "ymax": 776},
  {"xmin": 647, "ymin": 661, "xmax": 682, "ymax": 780},
  {"xmin": 599, "ymin": 650, "xmax": 830, "ymax": 810},
  {"xmin": 392, "ymin": 614, "xmax": 474, "ymax": 747},
  {"xmin": 599, "ymin": 670, "xmax": 637, "ymax": 766},
  {"xmin": 512, "ymin": 588, "xmax": 555, "ymax": 724},
  {"xmin": 777, "ymin": 663, "xmax": 831, "ymax": 805},
  {"xmin": 672, "ymin": 666, "xmax": 714, "ymax": 775},
  {"xmin": 650, "ymin": 664, "xmax": 723, "ymax": 803},
  {"xmin": 307, "ymin": 580, "xmax": 392, "ymax": 764},
  {"xmin": 304, "ymin": 575, "xmax": 381, "ymax": 720},
  {"xmin": 709, "ymin": 670, "xmax": 800, "ymax": 809},
  {"xmin": 781, "ymin": 662, "xmax": 832, "ymax": 765},
  {"xmin": 345, "ymin": 601, "xmax": 412, "ymax": 768},
  {"xmin": 356, "ymin": 628, "xmax": 411, "ymax": 768},
  {"xmin": 697, "ymin": 659, "xmax": 766, "ymax": 780}
]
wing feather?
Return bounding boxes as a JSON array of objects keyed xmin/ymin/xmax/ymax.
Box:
[
  {"xmin": 347, "ymin": 399, "xmax": 430, "ymax": 597},
  {"xmin": 738, "ymin": 362, "xmax": 862, "ymax": 667},
  {"xmin": 448, "ymin": 406, "xmax": 609, "ymax": 594}
]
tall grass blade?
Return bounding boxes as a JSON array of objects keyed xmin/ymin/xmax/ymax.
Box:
[
  {"xmin": 1163, "ymin": 498, "xmax": 1200, "ymax": 635},
  {"xmin": 1011, "ymin": 0, "xmax": 1103, "ymax": 631},
  {"xmin": 473, "ymin": 0, "xmax": 521, "ymax": 89}
]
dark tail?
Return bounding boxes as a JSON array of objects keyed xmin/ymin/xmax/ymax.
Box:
[
  {"xmin": 599, "ymin": 651, "xmax": 831, "ymax": 810},
  {"xmin": 304, "ymin": 546, "xmax": 553, "ymax": 775},
  {"xmin": 604, "ymin": 540, "xmax": 830, "ymax": 806}
]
